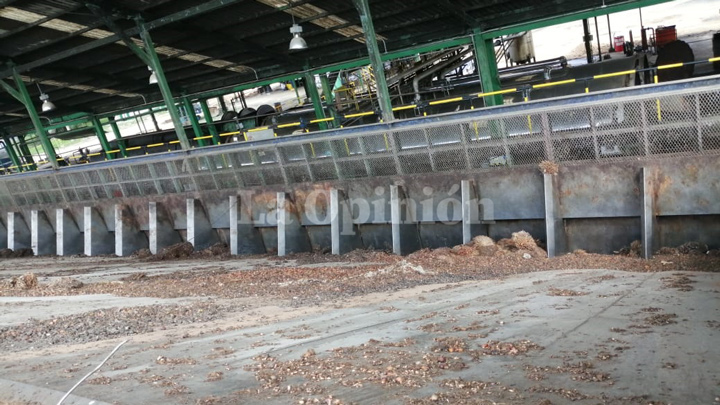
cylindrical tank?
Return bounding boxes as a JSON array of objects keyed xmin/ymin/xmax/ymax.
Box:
[
  {"xmin": 656, "ymin": 25, "xmax": 677, "ymax": 48},
  {"xmin": 614, "ymin": 35, "xmax": 625, "ymax": 52},
  {"xmin": 508, "ymin": 31, "xmax": 535, "ymax": 64}
]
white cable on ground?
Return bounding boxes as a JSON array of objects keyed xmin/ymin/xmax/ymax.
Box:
[{"xmin": 56, "ymin": 339, "xmax": 129, "ymax": 405}]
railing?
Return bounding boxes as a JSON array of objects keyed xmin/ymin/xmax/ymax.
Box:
[
  {"xmin": 5, "ymin": 57, "xmax": 718, "ymax": 174},
  {"xmin": 0, "ymin": 75, "xmax": 718, "ymax": 210}
]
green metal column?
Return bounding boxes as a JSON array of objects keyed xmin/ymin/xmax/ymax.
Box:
[
  {"xmin": 473, "ymin": 31, "xmax": 503, "ymax": 106},
  {"xmin": 9, "ymin": 69, "xmax": 58, "ymax": 168},
  {"xmin": 319, "ymin": 73, "xmax": 339, "ymax": 128},
  {"xmin": 199, "ymin": 99, "xmax": 220, "ymax": 145},
  {"xmin": 304, "ymin": 72, "xmax": 328, "ymax": 130},
  {"xmin": 108, "ymin": 117, "xmax": 128, "ymax": 157},
  {"xmin": 137, "ymin": 22, "xmax": 192, "ymax": 150},
  {"xmin": 292, "ymin": 79, "xmax": 302, "ymax": 106},
  {"xmin": 16, "ymin": 135, "xmax": 36, "ymax": 170},
  {"xmin": 91, "ymin": 117, "xmax": 114, "ymax": 159},
  {"xmin": 352, "ymin": 0, "xmax": 394, "ymax": 122},
  {"xmin": 182, "ymin": 97, "xmax": 206, "ymax": 146},
  {"xmin": 2, "ymin": 135, "xmax": 23, "ymax": 172}
]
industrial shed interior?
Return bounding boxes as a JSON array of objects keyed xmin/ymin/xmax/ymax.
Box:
[{"xmin": 0, "ymin": 0, "xmax": 719, "ymax": 403}]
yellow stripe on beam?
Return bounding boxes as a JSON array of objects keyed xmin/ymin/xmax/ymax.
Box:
[
  {"xmin": 168, "ymin": 140, "xmax": 180, "ymax": 144},
  {"xmin": 106, "ymin": 149, "xmax": 121, "ymax": 154},
  {"xmin": 344, "ymin": 111, "xmax": 375, "ymax": 118},
  {"xmin": 593, "ymin": 70, "xmax": 636, "ymax": 79},
  {"xmin": 87, "ymin": 153, "xmax": 101, "ymax": 157},
  {"xmin": 248, "ymin": 126, "xmax": 269, "ymax": 132},
  {"xmin": 146, "ymin": 143, "xmax": 165, "ymax": 148},
  {"xmin": 193, "ymin": 135, "xmax": 213, "ymax": 140},
  {"xmin": 310, "ymin": 117, "xmax": 335, "ymax": 123},
  {"xmin": 277, "ymin": 122, "xmax": 301, "ymax": 128},
  {"xmin": 532, "ymin": 79, "xmax": 576, "ymax": 89},
  {"xmin": 125, "ymin": 146, "xmax": 142, "ymax": 151},
  {"xmin": 392, "ymin": 104, "xmax": 417, "ymax": 111},
  {"xmin": 709, "ymin": 57, "xmax": 720, "ymax": 63},
  {"xmin": 657, "ymin": 63, "xmax": 684, "ymax": 70},
  {"xmin": 478, "ymin": 88, "xmax": 517, "ymax": 97},
  {"xmin": 429, "ymin": 97, "xmax": 464, "ymax": 106},
  {"xmin": 219, "ymin": 131, "xmax": 240, "ymax": 137}
]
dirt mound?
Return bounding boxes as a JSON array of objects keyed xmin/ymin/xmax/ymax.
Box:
[
  {"xmin": 50, "ymin": 277, "xmax": 84, "ymax": 289},
  {"xmin": 656, "ymin": 247, "xmax": 679, "ymax": 255},
  {"xmin": 538, "ymin": 160, "xmax": 559, "ymax": 175},
  {"xmin": 617, "ymin": 240, "xmax": 643, "ymax": 257},
  {"xmin": 678, "ymin": 241, "xmax": 708, "ymax": 255},
  {"xmin": 197, "ymin": 242, "xmax": 230, "ymax": 258},
  {"xmin": 150, "ymin": 242, "xmax": 195, "ymax": 261},
  {"xmin": 0, "ymin": 248, "xmax": 33, "ymax": 258},
  {"xmin": 472, "ymin": 235, "xmax": 498, "ymax": 256},
  {"xmin": 4, "ymin": 273, "xmax": 40, "ymax": 289},
  {"xmin": 133, "ymin": 248, "xmax": 153, "ymax": 259},
  {"xmin": 497, "ymin": 231, "xmax": 546, "ymax": 258}
]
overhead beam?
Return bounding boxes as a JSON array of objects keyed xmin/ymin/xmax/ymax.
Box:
[
  {"xmin": 0, "ymin": 0, "xmax": 250, "ymax": 79},
  {"xmin": 481, "ymin": 0, "xmax": 676, "ymax": 38},
  {"xmin": 434, "ymin": 0, "xmax": 480, "ymax": 29}
]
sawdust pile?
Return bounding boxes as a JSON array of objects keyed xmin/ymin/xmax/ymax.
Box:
[
  {"xmin": 149, "ymin": 242, "xmax": 195, "ymax": 261},
  {"xmin": 0, "ymin": 248, "xmax": 34, "ymax": 259},
  {"xmin": 2, "ymin": 273, "xmax": 38, "ymax": 289},
  {"xmin": 539, "ymin": 160, "xmax": 560, "ymax": 175}
]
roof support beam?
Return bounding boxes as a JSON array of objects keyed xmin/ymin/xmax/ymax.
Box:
[
  {"xmin": 434, "ymin": 0, "xmax": 480, "ymax": 30},
  {"xmin": 137, "ymin": 22, "xmax": 191, "ymax": 150},
  {"xmin": 480, "ymin": 0, "xmax": 675, "ymax": 38},
  {"xmin": 472, "ymin": 31, "xmax": 502, "ymax": 106},
  {"xmin": 0, "ymin": 68, "xmax": 58, "ymax": 169},
  {"xmin": 352, "ymin": 0, "xmax": 393, "ymax": 122}
]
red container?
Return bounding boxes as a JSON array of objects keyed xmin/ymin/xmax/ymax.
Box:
[
  {"xmin": 614, "ymin": 35, "xmax": 625, "ymax": 52},
  {"xmin": 656, "ymin": 25, "xmax": 677, "ymax": 48}
]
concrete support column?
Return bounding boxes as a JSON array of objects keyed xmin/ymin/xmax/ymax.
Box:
[
  {"xmin": 330, "ymin": 189, "xmax": 362, "ymax": 254},
  {"xmin": 115, "ymin": 204, "xmax": 148, "ymax": 256},
  {"xmin": 0, "ymin": 217, "xmax": 6, "ymax": 249},
  {"xmin": 543, "ymin": 173, "xmax": 565, "ymax": 258},
  {"xmin": 640, "ymin": 167, "xmax": 655, "ymax": 259},
  {"xmin": 7, "ymin": 212, "xmax": 30, "ymax": 250},
  {"xmin": 186, "ymin": 198, "xmax": 219, "ymax": 250},
  {"xmin": 276, "ymin": 192, "xmax": 311, "ymax": 257},
  {"xmin": 84, "ymin": 207, "xmax": 114, "ymax": 256},
  {"xmin": 56, "ymin": 208, "xmax": 83, "ymax": 256},
  {"xmin": 149, "ymin": 202, "xmax": 181, "ymax": 254},
  {"xmin": 390, "ymin": 185, "xmax": 422, "ymax": 255},
  {"xmin": 31, "ymin": 209, "xmax": 55, "ymax": 256},
  {"xmin": 461, "ymin": 180, "xmax": 484, "ymax": 244},
  {"xmin": 229, "ymin": 195, "xmax": 265, "ymax": 255}
]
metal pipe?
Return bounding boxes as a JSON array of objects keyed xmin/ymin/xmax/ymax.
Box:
[
  {"xmin": 607, "ymin": 14, "xmax": 612, "ymax": 51},
  {"xmin": 414, "ymin": 49, "xmax": 473, "ymax": 101},
  {"xmin": 594, "ymin": 16, "xmax": 602, "ymax": 60},
  {"xmin": 583, "ymin": 19, "xmax": 593, "ymax": 64}
]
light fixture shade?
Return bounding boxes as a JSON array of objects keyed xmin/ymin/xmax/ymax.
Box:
[
  {"xmin": 41, "ymin": 99, "xmax": 56, "ymax": 112},
  {"xmin": 289, "ymin": 24, "xmax": 307, "ymax": 50},
  {"xmin": 39, "ymin": 92, "xmax": 55, "ymax": 112},
  {"xmin": 149, "ymin": 70, "xmax": 158, "ymax": 84}
]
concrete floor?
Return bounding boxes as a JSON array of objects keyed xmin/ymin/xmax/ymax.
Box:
[{"xmin": 1, "ymin": 264, "xmax": 718, "ymax": 404}]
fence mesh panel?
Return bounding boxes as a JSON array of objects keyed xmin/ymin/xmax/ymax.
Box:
[{"xmin": 1, "ymin": 86, "xmax": 719, "ymax": 209}]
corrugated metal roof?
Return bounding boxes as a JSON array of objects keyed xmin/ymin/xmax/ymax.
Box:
[{"xmin": 0, "ymin": 0, "xmax": 646, "ymax": 128}]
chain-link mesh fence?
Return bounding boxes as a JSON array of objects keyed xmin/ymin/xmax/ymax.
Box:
[{"xmin": 1, "ymin": 85, "xmax": 719, "ymax": 209}]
